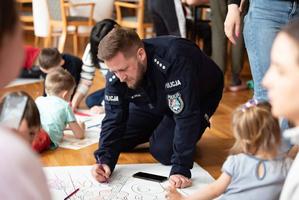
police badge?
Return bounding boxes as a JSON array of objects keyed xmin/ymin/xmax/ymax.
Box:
[{"xmin": 167, "ymin": 92, "xmax": 184, "ymax": 114}]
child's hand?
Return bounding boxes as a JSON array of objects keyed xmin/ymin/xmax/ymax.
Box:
[
  {"xmin": 78, "ymin": 121, "xmax": 85, "ymax": 130},
  {"xmin": 90, "ymin": 106, "xmax": 105, "ymax": 114},
  {"xmin": 165, "ymin": 185, "xmax": 184, "ymax": 200}
]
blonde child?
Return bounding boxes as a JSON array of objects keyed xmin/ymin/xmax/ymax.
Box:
[
  {"xmin": 35, "ymin": 68, "xmax": 85, "ymax": 149},
  {"xmin": 166, "ymin": 101, "xmax": 292, "ymax": 200}
]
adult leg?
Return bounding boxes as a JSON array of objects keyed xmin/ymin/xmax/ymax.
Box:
[
  {"xmin": 210, "ymin": 0, "xmax": 227, "ymax": 72},
  {"xmin": 148, "ymin": 0, "xmax": 181, "ymax": 36},
  {"xmin": 243, "ymin": 0, "xmax": 299, "ymax": 101},
  {"xmin": 150, "ymin": 82, "xmax": 223, "ymax": 165},
  {"xmin": 230, "ymin": 2, "xmax": 246, "ymax": 88},
  {"xmin": 120, "ymin": 104, "xmax": 163, "ymax": 151},
  {"xmin": 85, "ymin": 88, "xmax": 105, "ymax": 108},
  {"xmin": 149, "ymin": 115, "xmax": 175, "ymax": 165}
]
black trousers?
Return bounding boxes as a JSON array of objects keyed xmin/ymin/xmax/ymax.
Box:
[
  {"xmin": 120, "ymin": 85, "xmax": 223, "ymax": 165},
  {"xmin": 148, "ymin": 0, "xmax": 181, "ymax": 36}
]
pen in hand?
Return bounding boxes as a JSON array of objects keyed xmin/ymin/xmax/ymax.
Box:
[{"xmin": 96, "ymin": 155, "xmax": 109, "ymax": 183}]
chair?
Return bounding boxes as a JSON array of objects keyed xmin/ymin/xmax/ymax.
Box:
[
  {"xmin": 114, "ymin": 0, "xmax": 153, "ymax": 39},
  {"xmin": 186, "ymin": 3, "xmax": 212, "ymax": 56},
  {"xmin": 46, "ymin": 0, "xmax": 95, "ymax": 55},
  {"xmin": 32, "ymin": 0, "xmax": 50, "ymax": 47},
  {"xmin": 17, "ymin": 0, "xmax": 34, "ymax": 31}
]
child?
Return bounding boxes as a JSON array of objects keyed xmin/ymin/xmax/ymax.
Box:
[
  {"xmin": 166, "ymin": 101, "xmax": 292, "ymax": 200},
  {"xmin": 35, "ymin": 68, "xmax": 85, "ymax": 149},
  {"xmin": 19, "ymin": 45, "xmax": 42, "ymax": 79},
  {"xmin": 38, "ymin": 47, "xmax": 83, "ymax": 96},
  {"xmin": 71, "ymin": 19, "xmax": 118, "ymax": 113},
  {"xmin": 0, "ymin": 91, "xmax": 42, "ymax": 143},
  {"xmin": 262, "ymin": 19, "xmax": 299, "ymax": 200}
]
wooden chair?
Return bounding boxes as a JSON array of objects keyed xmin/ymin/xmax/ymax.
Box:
[
  {"xmin": 17, "ymin": 0, "xmax": 34, "ymax": 31},
  {"xmin": 114, "ymin": 0, "xmax": 153, "ymax": 39},
  {"xmin": 46, "ymin": 0, "xmax": 95, "ymax": 55}
]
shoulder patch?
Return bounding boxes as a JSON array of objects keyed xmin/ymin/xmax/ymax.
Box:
[
  {"xmin": 167, "ymin": 92, "xmax": 184, "ymax": 114},
  {"xmin": 153, "ymin": 55, "xmax": 170, "ymax": 73}
]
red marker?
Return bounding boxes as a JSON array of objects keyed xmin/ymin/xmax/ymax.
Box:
[{"xmin": 64, "ymin": 188, "xmax": 79, "ymax": 200}]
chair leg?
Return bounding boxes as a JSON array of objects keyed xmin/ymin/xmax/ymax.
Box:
[
  {"xmin": 46, "ymin": 26, "xmax": 52, "ymax": 48},
  {"xmin": 34, "ymin": 36, "xmax": 39, "ymax": 47},
  {"xmin": 58, "ymin": 30, "xmax": 67, "ymax": 52},
  {"xmin": 43, "ymin": 37, "xmax": 49, "ymax": 48},
  {"xmin": 137, "ymin": 27, "xmax": 145, "ymax": 39},
  {"xmin": 73, "ymin": 27, "xmax": 78, "ymax": 56}
]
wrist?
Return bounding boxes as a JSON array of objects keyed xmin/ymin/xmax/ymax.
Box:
[
  {"xmin": 228, "ymin": 4, "xmax": 239, "ymax": 11},
  {"xmin": 170, "ymin": 165, "xmax": 191, "ymax": 178}
]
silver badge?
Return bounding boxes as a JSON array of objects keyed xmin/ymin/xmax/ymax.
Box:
[{"xmin": 167, "ymin": 92, "xmax": 184, "ymax": 114}]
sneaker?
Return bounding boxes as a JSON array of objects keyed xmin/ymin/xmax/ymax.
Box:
[{"xmin": 228, "ymin": 81, "xmax": 248, "ymax": 92}]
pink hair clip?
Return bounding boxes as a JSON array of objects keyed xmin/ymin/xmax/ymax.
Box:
[{"xmin": 241, "ymin": 99, "xmax": 259, "ymax": 112}]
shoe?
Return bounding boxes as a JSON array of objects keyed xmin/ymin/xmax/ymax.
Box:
[{"xmin": 228, "ymin": 81, "xmax": 248, "ymax": 92}]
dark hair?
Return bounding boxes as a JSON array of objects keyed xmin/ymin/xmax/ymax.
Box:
[
  {"xmin": 280, "ymin": 19, "xmax": 299, "ymax": 64},
  {"xmin": 90, "ymin": 19, "xmax": 118, "ymax": 68},
  {"xmin": 98, "ymin": 27, "xmax": 143, "ymax": 61},
  {"xmin": 0, "ymin": 0, "xmax": 19, "ymax": 46},
  {"xmin": 38, "ymin": 48, "xmax": 62, "ymax": 70},
  {"xmin": 282, "ymin": 19, "xmax": 299, "ymax": 44},
  {"xmin": 0, "ymin": 91, "xmax": 41, "ymax": 129}
]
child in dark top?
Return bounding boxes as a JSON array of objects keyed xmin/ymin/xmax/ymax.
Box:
[
  {"xmin": 38, "ymin": 48, "xmax": 83, "ymax": 97},
  {"xmin": 19, "ymin": 46, "xmax": 42, "ymax": 79}
]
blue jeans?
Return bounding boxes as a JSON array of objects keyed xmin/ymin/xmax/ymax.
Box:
[
  {"xmin": 244, "ymin": 0, "xmax": 299, "ymax": 101},
  {"xmin": 85, "ymin": 88, "xmax": 105, "ymax": 108}
]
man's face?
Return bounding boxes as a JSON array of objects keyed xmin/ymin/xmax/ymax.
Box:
[
  {"xmin": 263, "ymin": 33, "xmax": 299, "ymax": 124},
  {"xmin": 105, "ymin": 48, "xmax": 146, "ymax": 89}
]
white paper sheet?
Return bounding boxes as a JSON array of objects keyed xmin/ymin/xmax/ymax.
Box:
[
  {"xmin": 44, "ymin": 163, "xmax": 214, "ymax": 200},
  {"xmin": 58, "ymin": 112, "xmax": 105, "ymax": 150}
]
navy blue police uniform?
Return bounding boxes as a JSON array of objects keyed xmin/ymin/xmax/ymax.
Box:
[{"xmin": 94, "ymin": 36, "xmax": 224, "ymax": 178}]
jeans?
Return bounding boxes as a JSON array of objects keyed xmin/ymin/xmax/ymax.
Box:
[
  {"xmin": 244, "ymin": 0, "xmax": 299, "ymax": 101},
  {"xmin": 85, "ymin": 88, "xmax": 105, "ymax": 108}
]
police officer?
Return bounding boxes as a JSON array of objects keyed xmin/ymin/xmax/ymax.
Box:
[{"xmin": 91, "ymin": 27, "xmax": 223, "ymax": 188}]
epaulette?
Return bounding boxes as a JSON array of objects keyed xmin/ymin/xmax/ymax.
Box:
[
  {"xmin": 153, "ymin": 55, "xmax": 170, "ymax": 74},
  {"xmin": 106, "ymin": 72, "xmax": 119, "ymax": 85}
]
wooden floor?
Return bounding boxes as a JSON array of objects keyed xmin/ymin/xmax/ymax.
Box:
[{"xmin": 0, "ymin": 31, "xmax": 253, "ymax": 179}]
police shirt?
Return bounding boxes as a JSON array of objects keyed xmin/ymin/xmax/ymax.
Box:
[{"xmin": 95, "ymin": 36, "xmax": 223, "ymax": 178}]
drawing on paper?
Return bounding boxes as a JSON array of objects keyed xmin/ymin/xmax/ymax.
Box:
[
  {"xmin": 44, "ymin": 163, "xmax": 214, "ymax": 200},
  {"xmin": 58, "ymin": 112, "xmax": 105, "ymax": 150}
]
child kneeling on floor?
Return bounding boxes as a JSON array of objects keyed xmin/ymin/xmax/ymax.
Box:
[{"xmin": 35, "ymin": 68, "xmax": 85, "ymax": 149}]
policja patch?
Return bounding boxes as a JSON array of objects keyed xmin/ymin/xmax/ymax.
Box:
[{"xmin": 167, "ymin": 92, "xmax": 184, "ymax": 114}]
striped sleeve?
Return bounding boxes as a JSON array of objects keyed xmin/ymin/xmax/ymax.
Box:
[
  {"xmin": 76, "ymin": 43, "xmax": 96, "ymax": 95},
  {"xmin": 81, "ymin": 43, "xmax": 96, "ymax": 82}
]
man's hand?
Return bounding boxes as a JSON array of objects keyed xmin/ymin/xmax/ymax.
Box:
[
  {"xmin": 224, "ymin": 4, "xmax": 241, "ymax": 45},
  {"xmin": 91, "ymin": 163, "xmax": 111, "ymax": 183},
  {"xmin": 165, "ymin": 185, "xmax": 185, "ymax": 200},
  {"xmin": 169, "ymin": 174, "xmax": 192, "ymax": 188}
]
